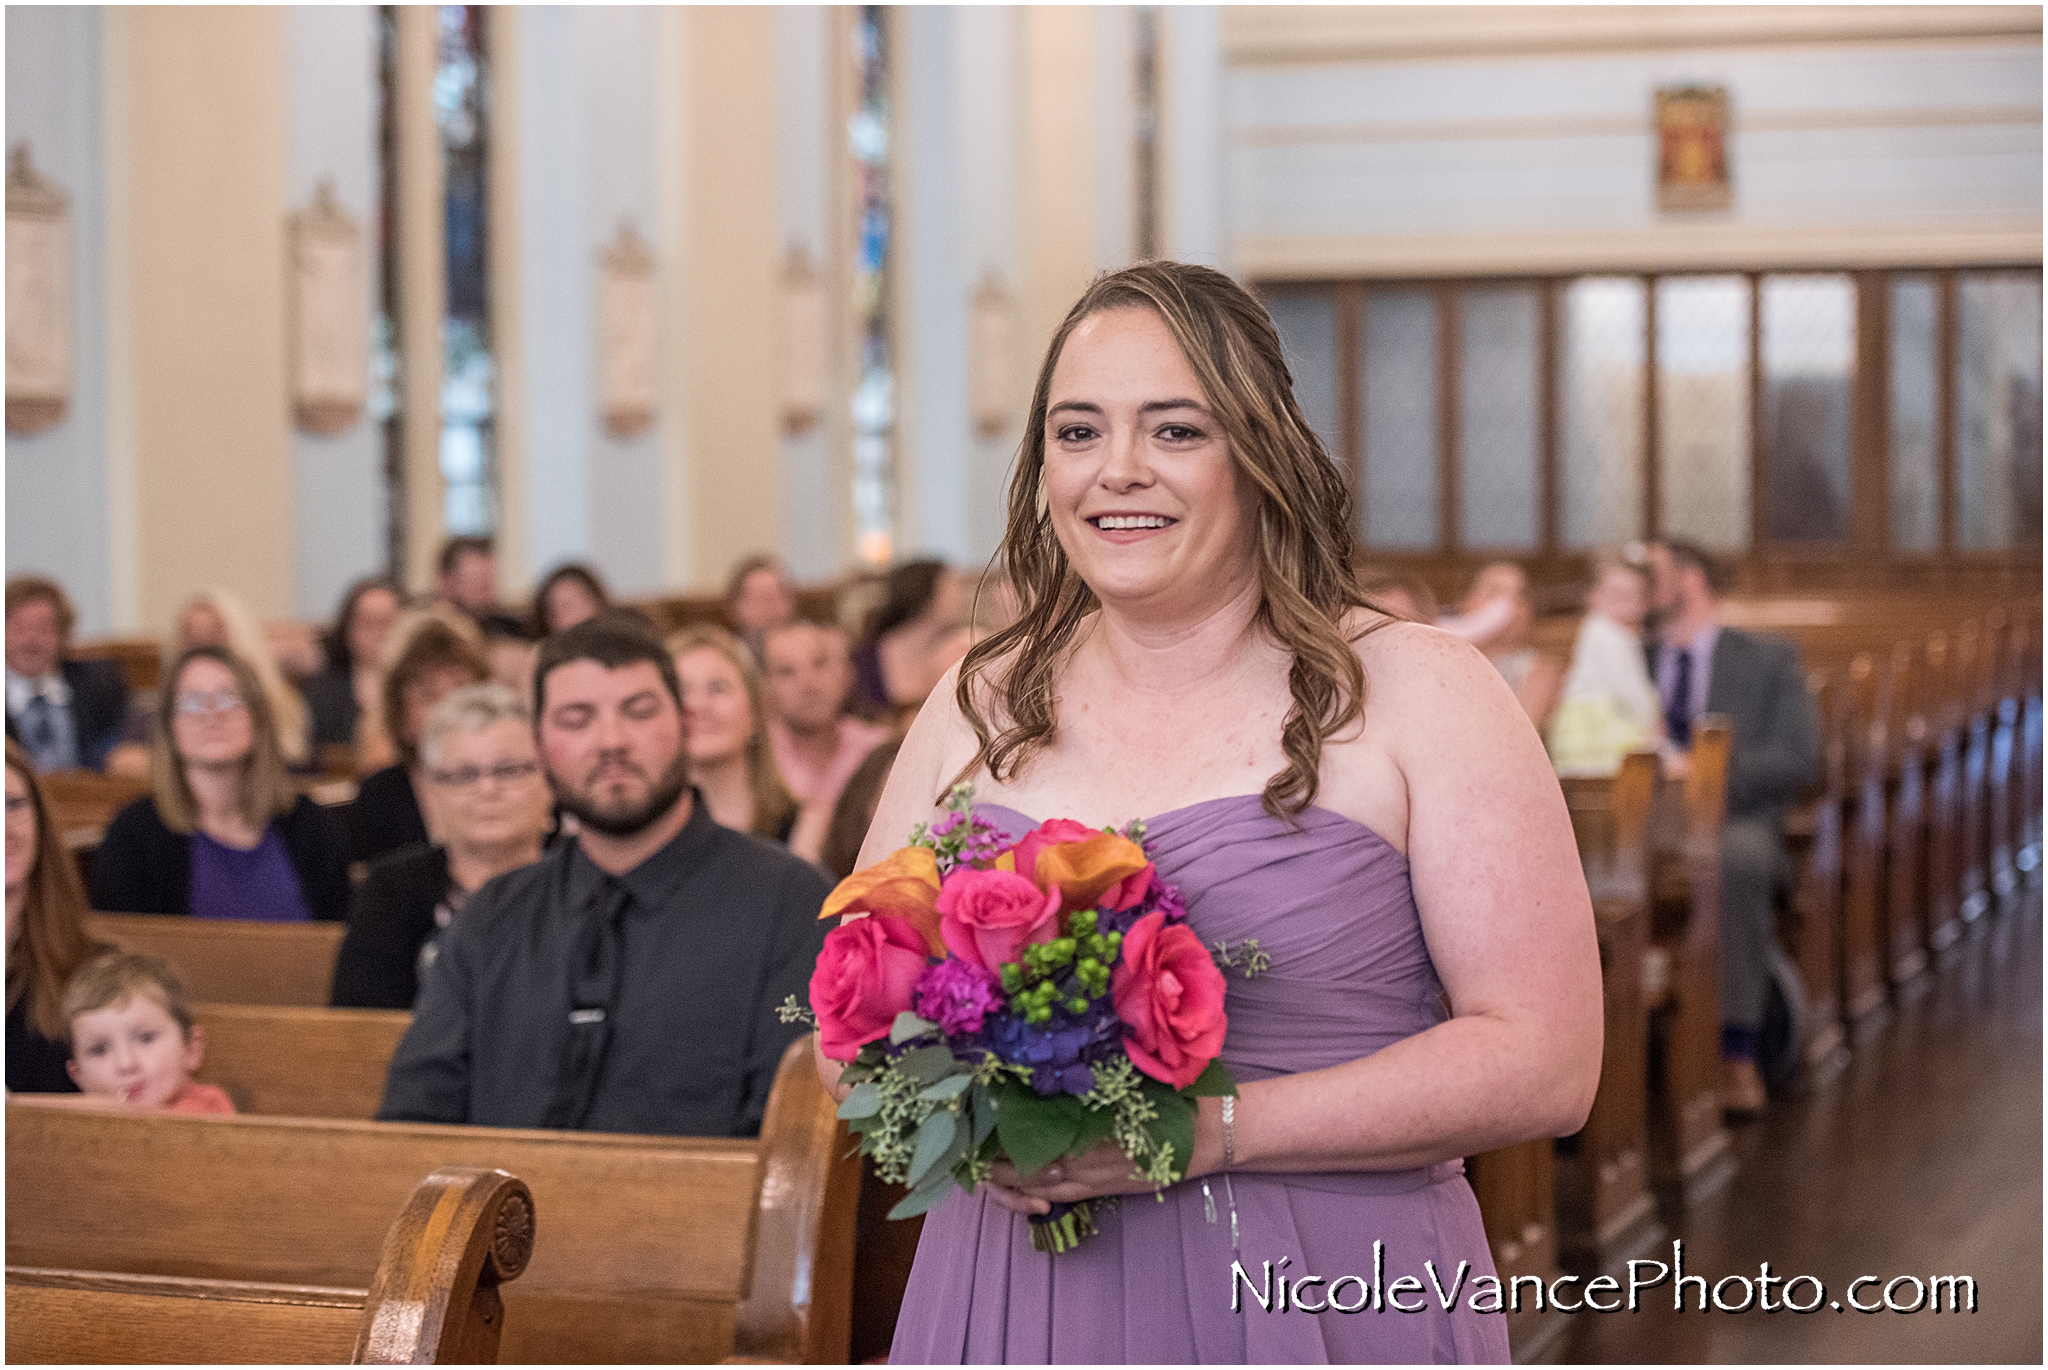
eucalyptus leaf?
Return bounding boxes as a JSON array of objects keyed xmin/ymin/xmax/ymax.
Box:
[
  {"xmin": 993, "ymin": 1082, "xmax": 1084, "ymax": 1177},
  {"xmin": 918, "ymin": 1073, "xmax": 973, "ymax": 1102},
  {"xmin": 896, "ymin": 1044, "xmax": 962, "ymax": 1085},
  {"xmin": 887, "ymin": 1174, "xmax": 953, "ymax": 1221},
  {"xmin": 836, "ymin": 1081, "xmax": 883, "ymax": 1120},
  {"xmin": 891, "ymin": 1011, "xmax": 939, "ymax": 1046},
  {"xmin": 971, "ymin": 1090, "xmax": 998, "ymax": 1149},
  {"xmin": 906, "ymin": 1111, "xmax": 958, "ymax": 1188}
]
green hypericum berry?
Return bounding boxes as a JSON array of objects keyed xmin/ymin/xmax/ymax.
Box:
[
  {"xmin": 1069, "ymin": 909, "xmax": 1097, "ymax": 937},
  {"xmin": 1065, "ymin": 997, "xmax": 1089, "ymax": 1015},
  {"xmin": 1000, "ymin": 965, "xmax": 1022, "ymax": 994}
]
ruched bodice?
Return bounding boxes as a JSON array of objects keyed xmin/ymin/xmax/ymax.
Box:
[
  {"xmin": 886, "ymin": 797, "xmax": 1511, "ymax": 1364},
  {"xmin": 996, "ymin": 797, "xmax": 1449, "ymax": 1084}
]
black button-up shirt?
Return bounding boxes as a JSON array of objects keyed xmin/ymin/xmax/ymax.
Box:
[{"xmin": 376, "ymin": 794, "xmax": 832, "ymax": 1137}]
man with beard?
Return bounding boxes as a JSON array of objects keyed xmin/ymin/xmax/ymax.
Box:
[{"xmin": 377, "ymin": 614, "xmax": 832, "ymax": 1136}]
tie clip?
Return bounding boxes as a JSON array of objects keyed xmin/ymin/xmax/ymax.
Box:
[{"xmin": 568, "ymin": 1008, "xmax": 606, "ymax": 1025}]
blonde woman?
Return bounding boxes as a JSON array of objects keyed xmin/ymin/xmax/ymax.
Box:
[
  {"xmin": 174, "ymin": 589, "xmax": 314, "ymax": 769},
  {"xmin": 89, "ymin": 646, "xmax": 350, "ymax": 921},
  {"xmin": 667, "ymin": 625, "xmax": 798, "ymax": 843}
]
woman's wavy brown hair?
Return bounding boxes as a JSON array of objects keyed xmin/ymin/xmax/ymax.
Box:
[
  {"xmin": 665, "ymin": 624, "xmax": 798, "ymax": 842},
  {"xmin": 6, "ymin": 740, "xmax": 107, "ymax": 1039},
  {"xmin": 952, "ymin": 261, "xmax": 1380, "ymax": 820},
  {"xmin": 152, "ymin": 646, "xmax": 301, "ymax": 835}
]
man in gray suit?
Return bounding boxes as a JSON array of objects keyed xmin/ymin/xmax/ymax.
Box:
[{"xmin": 1647, "ymin": 539, "xmax": 1822, "ymax": 1117}]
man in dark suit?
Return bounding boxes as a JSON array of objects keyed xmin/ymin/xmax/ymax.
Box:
[
  {"xmin": 5, "ymin": 576, "xmax": 131, "ymax": 774},
  {"xmin": 1647, "ymin": 540, "xmax": 1822, "ymax": 1117}
]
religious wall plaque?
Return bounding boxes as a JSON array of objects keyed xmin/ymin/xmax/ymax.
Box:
[
  {"xmin": 290, "ymin": 181, "xmax": 370, "ymax": 435},
  {"xmin": 780, "ymin": 245, "xmax": 826, "ymax": 437},
  {"xmin": 6, "ymin": 144, "xmax": 70, "ymax": 435},
  {"xmin": 599, "ymin": 221, "xmax": 656, "ymax": 440},
  {"xmin": 1655, "ymin": 86, "xmax": 1731, "ymax": 212}
]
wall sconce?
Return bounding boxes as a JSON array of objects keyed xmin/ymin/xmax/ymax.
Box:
[{"xmin": 971, "ymin": 271, "xmax": 1013, "ymax": 442}]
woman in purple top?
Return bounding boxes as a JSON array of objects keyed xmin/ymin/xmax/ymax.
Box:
[
  {"xmin": 90, "ymin": 646, "xmax": 349, "ymax": 923},
  {"xmin": 823, "ymin": 262, "xmax": 1604, "ymax": 1363}
]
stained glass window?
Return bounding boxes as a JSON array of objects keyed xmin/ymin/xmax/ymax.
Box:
[
  {"xmin": 849, "ymin": 6, "xmax": 894, "ymax": 566},
  {"xmin": 1758, "ymin": 274, "xmax": 1854, "ymax": 544},
  {"xmin": 1887, "ymin": 276, "xmax": 1940, "ymax": 553},
  {"xmin": 1557, "ymin": 278, "xmax": 1646, "ymax": 549},
  {"xmin": 1457, "ymin": 285, "xmax": 1541, "ymax": 550},
  {"xmin": 1359, "ymin": 289, "xmax": 1438, "ymax": 550},
  {"xmin": 436, "ymin": 4, "xmax": 494, "ymax": 537},
  {"xmin": 1954, "ymin": 272, "xmax": 2043, "ymax": 551},
  {"xmin": 1656, "ymin": 275, "xmax": 1750, "ymax": 551}
]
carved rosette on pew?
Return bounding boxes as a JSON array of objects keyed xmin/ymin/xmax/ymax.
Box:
[
  {"xmin": 599, "ymin": 222, "xmax": 657, "ymax": 440},
  {"xmin": 290, "ymin": 181, "xmax": 371, "ymax": 436},
  {"xmin": 6, "ymin": 143, "xmax": 70, "ymax": 435}
]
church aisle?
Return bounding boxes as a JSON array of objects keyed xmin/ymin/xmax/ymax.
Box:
[{"xmin": 1563, "ymin": 888, "xmax": 2041, "ymax": 1365}]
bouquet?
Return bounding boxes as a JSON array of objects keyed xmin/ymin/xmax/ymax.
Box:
[{"xmin": 793, "ymin": 786, "xmax": 1237, "ymax": 1253}]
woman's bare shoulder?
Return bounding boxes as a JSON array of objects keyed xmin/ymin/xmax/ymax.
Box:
[{"xmin": 1342, "ymin": 611, "xmax": 1530, "ymax": 744}]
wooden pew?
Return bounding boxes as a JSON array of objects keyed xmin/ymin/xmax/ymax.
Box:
[
  {"xmin": 1955, "ymin": 617, "xmax": 1995, "ymax": 925},
  {"xmin": 1464, "ymin": 1139, "xmax": 1564, "ymax": 1360},
  {"xmin": 7, "ymin": 1164, "xmax": 534, "ymax": 1364},
  {"xmin": 1921, "ymin": 631, "xmax": 1967, "ymax": 953},
  {"xmin": 1556, "ymin": 751, "xmax": 1662, "ymax": 1272},
  {"xmin": 8, "ymin": 1037, "xmax": 859, "ymax": 1364},
  {"xmin": 191, "ymin": 1003, "xmax": 411, "ymax": 1118},
  {"xmin": 1882, "ymin": 641, "xmax": 1933, "ymax": 986},
  {"xmin": 1786, "ymin": 672, "xmax": 1849, "ymax": 1067},
  {"xmin": 1986, "ymin": 613, "xmax": 2022, "ymax": 902},
  {"xmin": 1647, "ymin": 719, "xmax": 1733, "ymax": 1203},
  {"xmin": 1837, "ymin": 661, "xmax": 1888, "ymax": 1024},
  {"xmin": 86, "ymin": 913, "xmax": 344, "ymax": 1007},
  {"xmin": 2019, "ymin": 614, "xmax": 2044, "ymax": 878}
]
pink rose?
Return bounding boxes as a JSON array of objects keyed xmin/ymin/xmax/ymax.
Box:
[
  {"xmin": 1112, "ymin": 910, "xmax": 1228, "ymax": 1089},
  {"xmin": 810, "ymin": 916, "xmax": 931, "ymax": 1061},
  {"xmin": 1008, "ymin": 819, "xmax": 1099, "ymax": 886},
  {"xmin": 938, "ymin": 868, "xmax": 1063, "ymax": 971}
]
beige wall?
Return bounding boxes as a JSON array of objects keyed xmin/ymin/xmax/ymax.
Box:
[
  {"xmin": 1016, "ymin": 7, "xmax": 1104, "ymax": 385},
  {"xmin": 668, "ymin": 6, "xmax": 784, "ymax": 589},
  {"xmin": 106, "ymin": 6, "xmax": 292, "ymax": 631}
]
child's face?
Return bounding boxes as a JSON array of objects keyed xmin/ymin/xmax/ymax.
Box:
[{"xmin": 67, "ymin": 994, "xmax": 204, "ymax": 1109}]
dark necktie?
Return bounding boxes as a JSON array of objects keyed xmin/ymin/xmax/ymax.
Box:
[
  {"xmin": 1666, "ymin": 648, "xmax": 1695, "ymax": 749},
  {"xmin": 542, "ymin": 876, "xmax": 632, "ymax": 1130},
  {"xmin": 21, "ymin": 694, "xmax": 60, "ymax": 773}
]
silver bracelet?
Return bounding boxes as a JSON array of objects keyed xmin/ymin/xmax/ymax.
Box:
[{"xmin": 1221, "ymin": 1095, "xmax": 1236, "ymax": 1170}]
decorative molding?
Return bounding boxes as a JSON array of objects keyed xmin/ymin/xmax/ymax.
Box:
[
  {"xmin": 289, "ymin": 180, "xmax": 369, "ymax": 436},
  {"xmin": 778, "ymin": 244, "xmax": 825, "ymax": 436},
  {"xmin": 7, "ymin": 143, "xmax": 71, "ymax": 435},
  {"xmin": 970, "ymin": 271, "xmax": 1014, "ymax": 441},
  {"xmin": 598, "ymin": 220, "xmax": 657, "ymax": 441},
  {"xmin": 1222, "ymin": 6, "xmax": 2043, "ymax": 66},
  {"xmin": 1238, "ymin": 220, "xmax": 2045, "ymax": 281},
  {"xmin": 1231, "ymin": 103, "xmax": 2044, "ymax": 148}
]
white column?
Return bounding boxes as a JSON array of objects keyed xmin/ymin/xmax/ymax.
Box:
[{"xmin": 1159, "ymin": 6, "xmax": 1227, "ymax": 272}]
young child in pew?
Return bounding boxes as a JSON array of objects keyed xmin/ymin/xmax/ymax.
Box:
[{"xmin": 61, "ymin": 950, "xmax": 235, "ymax": 1114}]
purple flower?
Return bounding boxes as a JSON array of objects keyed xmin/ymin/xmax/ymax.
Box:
[
  {"xmin": 913, "ymin": 958, "xmax": 1005, "ymax": 1036},
  {"xmin": 1147, "ymin": 869, "xmax": 1188, "ymax": 923}
]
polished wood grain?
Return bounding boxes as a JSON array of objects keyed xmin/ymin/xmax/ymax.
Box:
[
  {"xmin": 85, "ymin": 913, "xmax": 344, "ymax": 1007},
  {"xmin": 191, "ymin": 1003, "xmax": 410, "ymax": 1119},
  {"xmin": 1840, "ymin": 659, "xmax": 1889, "ymax": 1024},
  {"xmin": 1788, "ymin": 672, "xmax": 1849, "ymax": 1066}
]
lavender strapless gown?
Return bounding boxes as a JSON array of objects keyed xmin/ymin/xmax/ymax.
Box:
[{"xmin": 888, "ymin": 796, "xmax": 1511, "ymax": 1364}]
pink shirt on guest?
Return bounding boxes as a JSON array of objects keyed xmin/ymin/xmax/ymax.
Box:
[
  {"xmin": 769, "ymin": 715, "xmax": 891, "ymax": 818},
  {"xmin": 166, "ymin": 1082, "xmax": 237, "ymax": 1115}
]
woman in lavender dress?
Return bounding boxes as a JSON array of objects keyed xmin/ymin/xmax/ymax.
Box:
[{"xmin": 823, "ymin": 262, "xmax": 1603, "ymax": 1363}]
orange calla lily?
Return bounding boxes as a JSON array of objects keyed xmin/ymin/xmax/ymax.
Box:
[
  {"xmin": 820, "ymin": 845, "xmax": 944, "ymax": 954},
  {"xmin": 1031, "ymin": 832, "xmax": 1151, "ymax": 912}
]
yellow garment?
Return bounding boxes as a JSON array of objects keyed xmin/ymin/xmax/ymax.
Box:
[{"xmin": 1546, "ymin": 694, "xmax": 1653, "ymax": 777}]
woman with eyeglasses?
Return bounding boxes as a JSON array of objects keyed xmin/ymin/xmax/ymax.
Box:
[
  {"xmin": 88, "ymin": 646, "xmax": 351, "ymax": 921},
  {"xmin": 330, "ymin": 683, "xmax": 551, "ymax": 1009}
]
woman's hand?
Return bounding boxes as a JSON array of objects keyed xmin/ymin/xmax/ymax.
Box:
[
  {"xmin": 811, "ymin": 1032, "xmax": 853, "ymax": 1104},
  {"xmin": 979, "ymin": 1140, "xmax": 1163, "ymax": 1216}
]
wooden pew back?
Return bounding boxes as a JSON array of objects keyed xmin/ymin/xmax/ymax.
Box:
[
  {"xmin": 7, "ymin": 1165, "xmax": 533, "ymax": 1365},
  {"xmin": 86, "ymin": 914, "xmax": 343, "ymax": 1007},
  {"xmin": 7, "ymin": 1039, "xmax": 858, "ymax": 1364},
  {"xmin": 191, "ymin": 1004, "xmax": 410, "ymax": 1119}
]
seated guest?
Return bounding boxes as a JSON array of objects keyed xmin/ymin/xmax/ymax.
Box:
[
  {"xmin": 331, "ymin": 684, "xmax": 551, "ymax": 1010},
  {"xmin": 89, "ymin": 646, "xmax": 350, "ymax": 921},
  {"xmin": 483, "ymin": 619, "xmax": 537, "ymax": 701},
  {"xmin": 725, "ymin": 553, "xmax": 798, "ymax": 659},
  {"xmin": 61, "ymin": 949, "xmax": 234, "ymax": 1113},
  {"xmin": 349, "ymin": 611, "xmax": 490, "ymax": 864},
  {"xmin": 1357, "ymin": 565, "xmax": 1439, "ymax": 626},
  {"xmin": 668, "ymin": 625, "xmax": 798, "ymax": 843},
  {"xmin": 171, "ymin": 589, "xmax": 317, "ymax": 770},
  {"xmin": 762, "ymin": 620, "xmax": 890, "ymax": 864},
  {"xmin": 531, "ymin": 563, "xmax": 611, "ymax": 638},
  {"xmin": 850, "ymin": 559, "xmax": 971, "ymax": 719},
  {"xmin": 1548, "ymin": 555, "xmax": 1666, "ymax": 777},
  {"xmin": 819, "ymin": 739, "xmax": 900, "ymax": 881},
  {"xmin": 1451, "ymin": 561, "xmax": 1564, "ymax": 731},
  {"xmin": 302, "ymin": 577, "xmax": 403, "ymax": 753},
  {"xmin": 6, "ymin": 741, "xmax": 110, "ymax": 1092},
  {"xmin": 1648, "ymin": 538, "xmax": 1821, "ymax": 1117},
  {"xmin": 377, "ymin": 615, "xmax": 833, "ymax": 1136},
  {"xmin": 435, "ymin": 535, "xmax": 527, "ymax": 640},
  {"xmin": 5, "ymin": 575, "xmax": 130, "ymax": 774}
]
